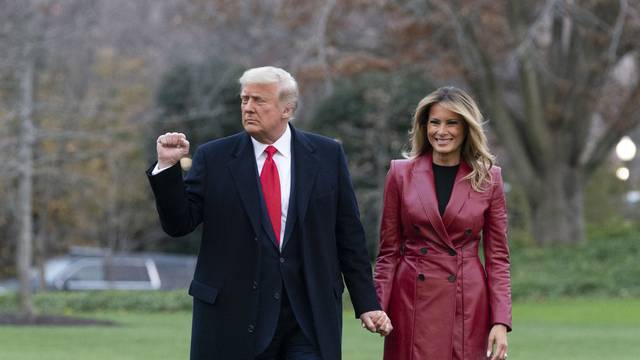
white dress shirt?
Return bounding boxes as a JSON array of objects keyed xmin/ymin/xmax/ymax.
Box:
[
  {"xmin": 251, "ymin": 125, "xmax": 291, "ymax": 250},
  {"xmin": 152, "ymin": 125, "xmax": 292, "ymax": 251}
]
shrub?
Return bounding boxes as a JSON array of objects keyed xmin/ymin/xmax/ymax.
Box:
[
  {"xmin": 0, "ymin": 290, "xmax": 192, "ymax": 314},
  {"xmin": 510, "ymin": 223, "xmax": 640, "ymax": 300}
]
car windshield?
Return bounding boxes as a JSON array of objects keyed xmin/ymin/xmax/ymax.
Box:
[{"xmin": 44, "ymin": 258, "xmax": 73, "ymax": 283}]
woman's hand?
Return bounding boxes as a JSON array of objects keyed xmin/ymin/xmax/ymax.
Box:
[
  {"xmin": 360, "ymin": 310, "xmax": 393, "ymax": 336},
  {"xmin": 486, "ymin": 324, "xmax": 508, "ymax": 360}
]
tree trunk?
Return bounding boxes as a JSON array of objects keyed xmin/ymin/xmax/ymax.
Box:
[
  {"xmin": 17, "ymin": 56, "xmax": 35, "ymax": 319},
  {"xmin": 528, "ymin": 167, "xmax": 585, "ymax": 245},
  {"xmin": 35, "ymin": 184, "xmax": 52, "ymax": 291}
]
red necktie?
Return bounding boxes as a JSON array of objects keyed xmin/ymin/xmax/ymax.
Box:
[{"xmin": 260, "ymin": 145, "xmax": 281, "ymax": 247}]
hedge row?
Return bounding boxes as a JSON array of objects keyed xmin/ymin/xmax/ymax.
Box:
[
  {"xmin": 1, "ymin": 224, "xmax": 639, "ymax": 313},
  {"xmin": 510, "ymin": 228, "xmax": 640, "ymax": 300},
  {"xmin": 0, "ymin": 290, "xmax": 191, "ymax": 314}
]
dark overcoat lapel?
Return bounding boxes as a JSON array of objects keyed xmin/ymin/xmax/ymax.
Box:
[
  {"xmin": 292, "ymin": 127, "xmax": 319, "ymax": 228},
  {"xmin": 226, "ymin": 125, "xmax": 320, "ymax": 250},
  {"xmin": 227, "ymin": 132, "xmax": 262, "ymax": 240}
]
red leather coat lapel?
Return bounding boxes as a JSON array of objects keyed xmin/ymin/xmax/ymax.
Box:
[
  {"xmin": 442, "ymin": 161, "xmax": 472, "ymax": 229},
  {"xmin": 411, "ymin": 153, "xmax": 452, "ymax": 248}
]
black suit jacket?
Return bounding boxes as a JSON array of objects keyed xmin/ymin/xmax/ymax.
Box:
[{"xmin": 147, "ymin": 125, "xmax": 380, "ymax": 359}]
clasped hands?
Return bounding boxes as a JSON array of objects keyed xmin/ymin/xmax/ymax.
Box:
[{"xmin": 359, "ymin": 310, "xmax": 393, "ymax": 336}]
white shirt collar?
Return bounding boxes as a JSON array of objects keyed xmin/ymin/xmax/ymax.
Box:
[{"xmin": 251, "ymin": 124, "xmax": 292, "ymax": 159}]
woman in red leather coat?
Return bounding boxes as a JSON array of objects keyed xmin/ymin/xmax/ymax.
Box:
[{"xmin": 374, "ymin": 87, "xmax": 512, "ymax": 360}]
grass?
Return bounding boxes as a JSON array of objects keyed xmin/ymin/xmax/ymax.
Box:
[
  {"xmin": 0, "ymin": 298, "xmax": 638, "ymax": 359},
  {"xmin": 509, "ymin": 298, "xmax": 640, "ymax": 360},
  {"xmin": 0, "ymin": 312, "xmax": 191, "ymax": 360}
]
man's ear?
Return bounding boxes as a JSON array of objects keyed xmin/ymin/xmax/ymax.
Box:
[{"xmin": 281, "ymin": 104, "xmax": 293, "ymax": 119}]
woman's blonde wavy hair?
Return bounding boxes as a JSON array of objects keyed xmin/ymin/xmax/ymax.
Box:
[{"xmin": 405, "ymin": 86, "xmax": 495, "ymax": 192}]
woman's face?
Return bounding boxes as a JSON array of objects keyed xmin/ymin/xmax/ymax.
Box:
[{"xmin": 426, "ymin": 103, "xmax": 466, "ymax": 162}]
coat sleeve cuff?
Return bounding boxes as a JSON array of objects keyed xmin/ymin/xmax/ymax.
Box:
[{"xmin": 491, "ymin": 321, "xmax": 512, "ymax": 332}]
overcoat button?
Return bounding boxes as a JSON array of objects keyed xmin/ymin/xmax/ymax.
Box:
[
  {"xmin": 253, "ymin": 236, "xmax": 258, "ymax": 241},
  {"xmin": 252, "ymin": 281, "xmax": 258, "ymax": 290},
  {"xmin": 274, "ymin": 291, "xmax": 281, "ymax": 300},
  {"xmin": 448, "ymin": 275, "xmax": 457, "ymax": 282},
  {"xmin": 418, "ymin": 273, "xmax": 425, "ymax": 281},
  {"xmin": 448, "ymin": 249, "xmax": 457, "ymax": 256},
  {"xmin": 279, "ymin": 257, "xmax": 285, "ymax": 263},
  {"xmin": 248, "ymin": 324, "xmax": 255, "ymax": 333},
  {"xmin": 420, "ymin": 247, "xmax": 428, "ymax": 254}
]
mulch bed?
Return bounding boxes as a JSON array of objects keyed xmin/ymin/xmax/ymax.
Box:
[{"xmin": 0, "ymin": 313, "xmax": 117, "ymax": 326}]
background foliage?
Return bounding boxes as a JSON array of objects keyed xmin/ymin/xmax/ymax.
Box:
[{"xmin": 1, "ymin": 2, "xmax": 639, "ymax": 314}]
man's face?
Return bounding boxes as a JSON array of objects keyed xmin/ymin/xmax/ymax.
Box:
[{"xmin": 240, "ymin": 83, "xmax": 290, "ymax": 144}]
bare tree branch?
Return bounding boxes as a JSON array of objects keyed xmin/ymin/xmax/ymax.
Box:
[
  {"xmin": 507, "ymin": 1, "xmax": 553, "ymax": 169},
  {"xmin": 290, "ymin": 0, "xmax": 336, "ymax": 95},
  {"xmin": 584, "ymin": 80, "xmax": 640, "ymax": 175},
  {"xmin": 608, "ymin": 0, "xmax": 629, "ymax": 64},
  {"xmin": 428, "ymin": 0, "xmax": 538, "ymax": 190}
]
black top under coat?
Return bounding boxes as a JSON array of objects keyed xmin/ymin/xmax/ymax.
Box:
[{"xmin": 432, "ymin": 162, "xmax": 460, "ymax": 216}]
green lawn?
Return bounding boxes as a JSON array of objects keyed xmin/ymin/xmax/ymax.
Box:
[
  {"xmin": 509, "ymin": 298, "xmax": 640, "ymax": 360},
  {"xmin": 1, "ymin": 299, "xmax": 638, "ymax": 359},
  {"xmin": 0, "ymin": 312, "xmax": 191, "ymax": 360}
]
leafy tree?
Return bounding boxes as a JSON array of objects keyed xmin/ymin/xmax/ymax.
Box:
[
  {"xmin": 155, "ymin": 58, "xmax": 244, "ymax": 146},
  {"xmin": 383, "ymin": 0, "xmax": 640, "ymax": 245},
  {"xmin": 310, "ymin": 70, "xmax": 435, "ymax": 256},
  {"xmin": 152, "ymin": 58, "xmax": 244, "ymax": 253}
]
